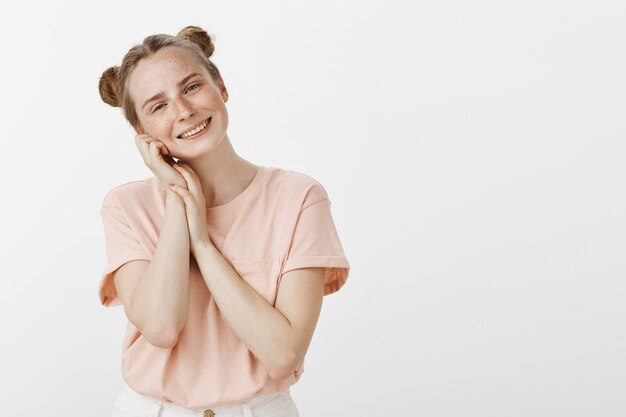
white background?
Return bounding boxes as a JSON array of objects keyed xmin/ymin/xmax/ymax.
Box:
[{"xmin": 0, "ymin": 1, "xmax": 624, "ymax": 416}]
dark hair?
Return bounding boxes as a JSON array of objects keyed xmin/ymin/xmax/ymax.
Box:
[{"xmin": 98, "ymin": 26, "xmax": 224, "ymax": 132}]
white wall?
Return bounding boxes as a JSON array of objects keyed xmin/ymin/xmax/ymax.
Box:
[{"xmin": 0, "ymin": 1, "xmax": 624, "ymax": 416}]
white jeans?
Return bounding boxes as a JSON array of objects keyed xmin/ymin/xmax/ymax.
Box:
[{"xmin": 112, "ymin": 382, "xmax": 300, "ymax": 417}]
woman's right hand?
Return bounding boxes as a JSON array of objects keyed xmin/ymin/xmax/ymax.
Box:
[{"xmin": 135, "ymin": 134, "xmax": 187, "ymax": 192}]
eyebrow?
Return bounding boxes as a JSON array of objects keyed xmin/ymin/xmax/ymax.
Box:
[{"xmin": 141, "ymin": 72, "xmax": 202, "ymax": 112}]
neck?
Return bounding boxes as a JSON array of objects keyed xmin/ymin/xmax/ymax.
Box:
[{"xmin": 179, "ymin": 133, "xmax": 259, "ymax": 208}]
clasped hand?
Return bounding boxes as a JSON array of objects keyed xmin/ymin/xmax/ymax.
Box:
[
  {"xmin": 168, "ymin": 163, "xmax": 212, "ymax": 256},
  {"xmin": 134, "ymin": 133, "xmax": 211, "ymax": 256}
]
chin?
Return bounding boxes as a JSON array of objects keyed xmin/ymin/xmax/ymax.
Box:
[{"xmin": 174, "ymin": 133, "xmax": 227, "ymax": 160}]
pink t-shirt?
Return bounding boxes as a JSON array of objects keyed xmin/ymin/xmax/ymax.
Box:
[{"xmin": 98, "ymin": 165, "xmax": 350, "ymax": 409}]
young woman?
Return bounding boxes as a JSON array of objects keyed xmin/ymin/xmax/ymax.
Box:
[{"xmin": 97, "ymin": 26, "xmax": 350, "ymax": 417}]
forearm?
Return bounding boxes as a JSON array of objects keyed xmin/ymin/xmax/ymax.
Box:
[
  {"xmin": 194, "ymin": 241, "xmax": 297, "ymax": 379},
  {"xmin": 131, "ymin": 190, "xmax": 190, "ymax": 344}
]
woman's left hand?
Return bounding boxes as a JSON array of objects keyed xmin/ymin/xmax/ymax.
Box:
[{"xmin": 167, "ymin": 163, "xmax": 212, "ymax": 256}]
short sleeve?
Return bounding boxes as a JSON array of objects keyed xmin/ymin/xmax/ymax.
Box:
[
  {"xmin": 98, "ymin": 192, "xmax": 151, "ymax": 307},
  {"xmin": 281, "ymin": 197, "xmax": 350, "ymax": 296}
]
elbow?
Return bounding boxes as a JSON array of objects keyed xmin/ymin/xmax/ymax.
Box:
[
  {"xmin": 143, "ymin": 326, "xmax": 181, "ymax": 349},
  {"xmin": 133, "ymin": 310, "xmax": 186, "ymax": 349},
  {"xmin": 267, "ymin": 350, "xmax": 299, "ymax": 380}
]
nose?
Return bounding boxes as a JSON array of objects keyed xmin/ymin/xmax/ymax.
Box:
[{"xmin": 173, "ymin": 96, "xmax": 194, "ymax": 120}]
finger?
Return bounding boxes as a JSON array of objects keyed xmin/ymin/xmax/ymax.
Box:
[
  {"xmin": 176, "ymin": 163, "xmax": 202, "ymax": 188},
  {"xmin": 149, "ymin": 142, "xmax": 157, "ymax": 161},
  {"xmin": 150, "ymin": 142, "xmax": 164, "ymax": 161},
  {"xmin": 135, "ymin": 137, "xmax": 150, "ymax": 163},
  {"xmin": 178, "ymin": 162, "xmax": 199, "ymax": 179},
  {"xmin": 168, "ymin": 184, "xmax": 193, "ymax": 204},
  {"xmin": 153, "ymin": 141, "xmax": 171, "ymax": 157},
  {"xmin": 156, "ymin": 143, "xmax": 175, "ymax": 165},
  {"xmin": 173, "ymin": 164, "xmax": 203, "ymax": 199},
  {"xmin": 135, "ymin": 134, "xmax": 152, "ymax": 148}
]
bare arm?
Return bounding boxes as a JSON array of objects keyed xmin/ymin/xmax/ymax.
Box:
[
  {"xmin": 164, "ymin": 162, "xmax": 326, "ymax": 375},
  {"xmin": 115, "ymin": 190, "xmax": 190, "ymax": 348},
  {"xmin": 193, "ymin": 242, "xmax": 325, "ymax": 380}
]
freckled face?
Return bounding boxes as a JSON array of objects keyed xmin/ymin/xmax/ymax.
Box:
[{"xmin": 128, "ymin": 46, "xmax": 229, "ymax": 159}]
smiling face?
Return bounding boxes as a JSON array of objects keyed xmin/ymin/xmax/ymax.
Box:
[{"xmin": 128, "ymin": 46, "xmax": 229, "ymax": 159}]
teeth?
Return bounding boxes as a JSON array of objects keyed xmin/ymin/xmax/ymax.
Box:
[{"xmin": 179, "ymin": 118, "xmax": 210, "ymax": 139}]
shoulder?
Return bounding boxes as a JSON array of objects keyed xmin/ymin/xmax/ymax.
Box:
[
  {"xmin": 265, "ymin": 167, "xmax": 330, "ymax": 208},
  {"xmin": 101, "ymin": 176, "xmax": 159, "ymax": 210}
]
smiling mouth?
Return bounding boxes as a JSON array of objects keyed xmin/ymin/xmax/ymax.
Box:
[{"xmin": 177, "ymin": 117, "xmax": 212, "ymax": 139}]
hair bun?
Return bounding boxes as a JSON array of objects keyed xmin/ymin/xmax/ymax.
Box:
[
  {"xmin": 177, "ymin": 26, "xmax": 215, "ymax": 59},
  {"xmin": 99, "ymin": 66, "xmax": 120, "ymax": 107}
]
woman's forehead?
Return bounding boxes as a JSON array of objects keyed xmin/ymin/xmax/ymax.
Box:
[
  {"xmin": 137, "ymin": 48, "xmax": 204, "ymax": 80},
  {"xmin": 130, "ymin": 48, "xmax": 208, "ymax": 94}
]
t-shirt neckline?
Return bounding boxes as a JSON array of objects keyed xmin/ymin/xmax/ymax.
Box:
[
  {"xmin": 151, "ymin": 165, "xmax": 267, "ymax": 213},
  {"xmin": 204, "ymin": 165, "xmax": 266, "ymax": 212}
]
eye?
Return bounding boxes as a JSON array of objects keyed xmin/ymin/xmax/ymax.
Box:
[
  {"xmin": 152, "ymin": 103, "xmax": 166, "ymax": 113},
  {"xmin": 186, "ymin": 83, "xmax": 200, "ymax": 93}
]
